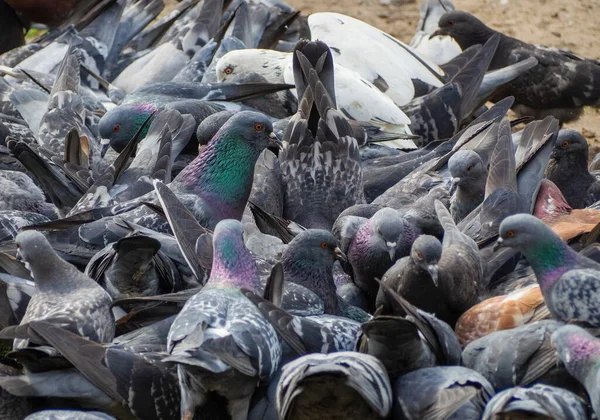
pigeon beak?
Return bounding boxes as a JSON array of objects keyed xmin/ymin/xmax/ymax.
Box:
[
  {"xmin": 429, "ymin": 28, "xmax": 445, "ymax": 39},
  {"xmin": 100, "ymin": 138, "xmax": 111, "ymax": 158},
  {"xmin": 427, "ymin": 264, "xmax": 439, "ymax": 287},
  {"xmin": 333, "ymin": 247, "xmax": 347, "ymax": 263},
  {"xmin": 449, "ymin": 177, "xmax": 460, "ymax": 195},
  {"xmin": 493, "ymin": 237, "xmax": 505, "ymax": 252},
  {"xmin": 268, "ymin": 131, "xmax": 281, "ymax": 150},
  {"xmin": 386, "ymin": 241, "xmax": 397, "ymax": 262},
  {"xmin": 15, "ymin": 249, "xmax": 22, "ymax": 262}
]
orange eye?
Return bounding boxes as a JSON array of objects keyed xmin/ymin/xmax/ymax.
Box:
[
  {"xmin": 254, "ymin": 123, "xmax": 264, "ymax": 131},
  {"xmin": 562, "ymin": 141, "xmax": 569, "ymax": 147},
  {"xmin": 224, "ymin": 66, "xmax": 233, "ymax": 75},
  {"xmin": 321, "ymin": 242, "xmax": 328, "ymax": 249},
  {"xmin": 507, "ymin": 231, "xmax": 515, "ymax": 238},
  {"xmin": 113, "ymin": 124, "xmax": 120, "ymax": 133}
]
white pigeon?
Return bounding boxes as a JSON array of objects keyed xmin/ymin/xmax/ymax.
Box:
[
  {"xmin": 410, "ymin": 0, "xmax": 462, "ymax": 65},
  {"xmin": 308, "ymin": 12, "xmax": 447, "ymax": 106},
  {"xmin": 216, "ymin": 49, "xmax": 412, "ymax": 132}
]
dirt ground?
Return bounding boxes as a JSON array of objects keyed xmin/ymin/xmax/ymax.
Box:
[{"xmin": 168, "ymin": 0, "xmax": 600, "ymax": 154}]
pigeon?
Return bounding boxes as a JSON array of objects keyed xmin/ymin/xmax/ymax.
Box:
[
  {"xmin": 545, "ymin": 129, "xmax": 600, "ymax": 209},
  {"xmin": 276, "ymin": 352, "xmax": 392, "ymax": 420},
  {"xmin": 0, "ymin": 171, "xmax": 58, "ymax": 219},
  {"xmin": 481, "ymin": 383, "xmax": 589, "ymax": 420},
  {"xmin": 335, "ymin": 207, "xmax": 419, "ymax": 308},
  {"xmin": 551, "ymin": 324, "xmax": 600, "ymax": 418},
  {"xmin": 215, "ymin": 48, "xmax": 413, "ymax": 132},
  {"xmin": 281, "ymin": 229, "xmax": 347, "ymax": 316},
  {"xmin": 455, "ymin": 284, "xmax": 550, "ymax": 346},
  {"xmin": 448, "ymin": 150, "xmax": 487, "ymax": 222},
  {"xmin": 24, "ymin": 411, "xmax": 115, "ymax": 420},
  {"xmin": 376, "ymin": 235, "xmax": 442, "ymax": 316},
  {"xmin": 0, "ymin": 362, "xmax": 30, "ymax": 419},
  {"xmin": 433, "ymin": 11, "xmax": 600, "ymax": 122},
  {"xmin": 392, "ymin": 366, "xmax": 494, "ymax": 420},
  {"xmin": 280, "ymin": 39, "xmax": 364, "ymax": 230},
  {"xmin": 4, "ymin": 230, "xmax": 115, "ymax": 350},
  {"xmin": 496, "ymin": 213, "xmax": 600, "ymax": 327},
  {"xmin": 462, "ymin": 320, "xmax": 581, "ymax": 392},
  {"xmin": 164, "ymin": 219, "xmax": 281, "ymax": 420},
  {"xmin": 195, "ymin": 110, "xmax": 236, "ymax": 146}
]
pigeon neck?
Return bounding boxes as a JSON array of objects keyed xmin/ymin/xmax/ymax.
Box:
[
  {"xmin": 522, "ymin": 233, "xmax": 578, "ymax": 290},
  {"xmin": 28, "ymin": 253, "xmax": 79, "ymax": 291},
  {"xmin": 564, "ymin": 333, "xmax": 600, "ymax": 381},
  {"xmin": 282, "ymin": 253, "xmax": 339, "ymax": 314},
  {"xmin": 174, "ymin": 132, "xmax": 260, "ymax": 220},
  {"xmin": 207, "ymin": 238, "xmax": 262, "ymax": 293}
]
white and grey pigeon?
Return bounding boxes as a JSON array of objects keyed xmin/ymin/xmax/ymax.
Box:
[{"xmin": 7, "ymin": 230, "xmax": 115, "ymax": 350}]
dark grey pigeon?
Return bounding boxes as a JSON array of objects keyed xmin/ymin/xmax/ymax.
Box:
[
  {"xmin": 481, "ymin": 383, "xmax": 589, "ymax": 420},
  {"xmin": 462, "ymin": 320, "xmax": 582, "ymax": 393},
  {"xmin": 6, "ymin": 231, "xmax": 115, "ymax": 350},
  {"xmin": 551, "ymin": 324, "xmax": 600, "ymax": 418},
  {"xmin": 448, "ymin": 150, "xmax": 487, "ymax": 222},
  {"xmin": 545, "ymin": 129, "xmax": 600, "ymax": 209},
  {"xmin": 496, "ymin": 214, "xmax": 600, "ymax": 327},
  {"xmin": 280, "ymin": 39, "xmax": 364, "ymax": 230},
  {"xmin": 376, "ymin": 235, "xmax": 445, "ymax": 316},
  {"xmin": 433, "ymin": 11, "xmax": 600, "ymax": 122},
  {"xmin": 276, "ymin": 352, "xmax": 392, "ymax": 420},
  {"xmin": 392, "ymin": 366, "xmax": 494, "ymax": 420}
]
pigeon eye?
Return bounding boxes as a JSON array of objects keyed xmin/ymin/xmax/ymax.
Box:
[
  {"xmin": 562, "ymin": 141, "xmax": 569, "ymax": 147},
  {"xmin": 321, "ymin": 242, "xmax": 328, "ymax": 249},
  {"xmin": 416, "ymin": 252, "xmax": 423, "ymax": 259},
  {"xmin": 254, "ymin": 123, "xmax": 265, "ymax": 131},
  {"xmin": 507, "ymin": 230, "xmax": 515, "ymax": 238},
  {"xmin": 224, "ymin": 66, "xmax": 233, "ymax": 75},
  {"xmin": 466, "ymin": 165, "xmax": 473, "ymax": 172},
  {"xmin": 113, "ymin": 124, "xmax": 120, "ymax": 133},
  {"xmin": 448, "ymin": 20, "xmax": 455, "ymax": 25}
]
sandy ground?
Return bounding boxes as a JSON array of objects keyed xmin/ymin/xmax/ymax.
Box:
[{"xmin": 168, "ymin": 0, "xmax": 600, "ymax": 155}]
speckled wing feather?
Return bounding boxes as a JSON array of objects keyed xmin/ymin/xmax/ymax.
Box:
[
  {"xmin": 281, "ymin": 40, "xmax": 363, "ymax": 230},
  {"xmin": 552, "ymin": 269, "xmax": 600, "ymax": 326}
]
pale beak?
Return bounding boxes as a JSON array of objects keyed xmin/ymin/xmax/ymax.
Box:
[
  {"xmin": 386, "ymin": 241, "xmax": 397, "ymax": 262},
  {"xmin": 333, "ymin": 246, "xmax": 347, "ymax": 263},
  {"xmin": 449, "ymin": 177, "xmax": 460, "ymax": 195},
  {"xmin": 100, "ymin": 138, "xmax": 111, "ymax": 158},
  {"xmin": 268, "ymin": 131, "xmax": 281, "ymax": 149},
  {"xmin": 427, "ymin": 264, "xmax": 439, "ymax": 287},
  {"xmin": 493, "ymin": 237, "xmax": 505, "ymax": 252}
]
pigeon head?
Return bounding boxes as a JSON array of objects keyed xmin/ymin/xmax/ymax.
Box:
[
  {"xmin": 208, "ymin": 219, "xmax": 261, "ymax": 292},
  {"xmin": 410, "ymin": 235, "xmax": 442, "ymax": 286},
  {"xmin": 196, "ymin": 111, "xmax": 235, "ymax": 146},
  {"xmin": 15, "ymin": 230, "xmax": 58, "ymax": 272},
  {"xmin": 216, "ymin": 49, "xmax": 288, "ymax": 83},
  {"xmin": 433, "ymin": 11, "xmax": 494, "ymax": 50},
  {"xmin": 550, "ymin": 130, "xmax": 589, "ymax": 162},
  {"xmin": 371, "ymin": 208, "xmax": 407, "ymax": 262},
  {"xmin": 174, "ymin": 111, "xmax": 277, "ymax": 222},
  {"xmin": 448, "ymin": 150, "xmax": 486, "ymax": 194},
  {"xmin": 495, "ymin": 214, "xmax": 576, "ymax": 287},
  {"xmin": 552, "ymin": 325, "xmax": 600, "ymax": 376},
  {"xmin": 98, "ymin": 103, "xmax": 158, "ymax": 156},
  {"xmin": 282, "ymin": 229, "xmax": 344, "ymax": 314}
]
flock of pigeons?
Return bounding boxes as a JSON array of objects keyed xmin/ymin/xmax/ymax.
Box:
[{"xmin": 0, "ymin": 0, "xmax": 599, "ymax": 418}]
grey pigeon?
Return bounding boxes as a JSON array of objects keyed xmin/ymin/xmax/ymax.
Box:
[
  {"xmin": 7, "ymin": 230, "xmax": 115, "ymax": 349},
  {"xmin": 481, "ymin": 383, "xmax": 589, "ymax": 420},
  {"xmin": 392, "ymin": 366, "xmax": 494, "ymax": 420},
  {"xmin": 164, "ymin": 219, "xmax": 281, "ymax": 420},
  {"xmin": 0, "ymin": 363, "xmax": 30, "ymax": 420},
  {"xmin": 0, "ymin": 171, "xmax": 58, "ymax": 219},
  {"xmin": 376, "ymin": 235, "xmax": 442, "ymax": 315},
  {"xmin": 552, "ymin": 324, "xmax": 600, "ymax": 418},
  {"xmin": 448, "ymin": 150, "xmax": 487, "ymax": 222},
  {"xmin": 462, "ymin": 320, "xmax": 581, "ymax": 393},
  {"xmin": 433, "ymin": 11, "xmax": 600, "ymax": 122},
  {"xmin": 25, "ymin": 411, "xmax": 115, "ymax": 420},
  {"xmin": 276, "ymin": 352, "xmax": 392, "ymax": 420},
  {"xmin": 496, "ymin": 214, "xmax": 600, "ymax": 327},
  {"xmin": 545, "ymin": 129, "xmax": 600, "ymax": 209},
  {"xmin": 196, "ymin": 110, "xmax": 236, "ymax": 146},
  {"xmin": 280, "ymin": 39, "xmax": 364, "ymax": 230}
]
